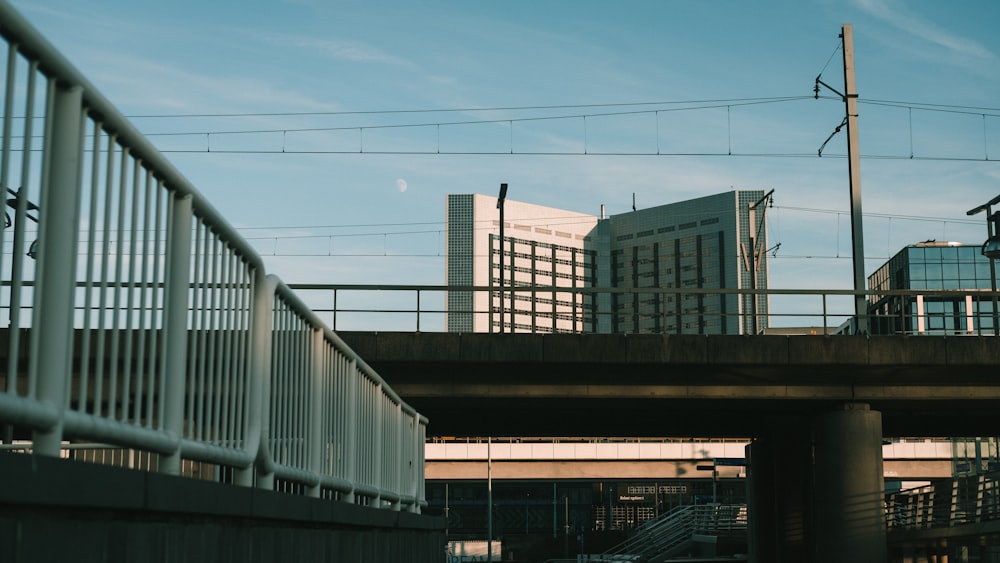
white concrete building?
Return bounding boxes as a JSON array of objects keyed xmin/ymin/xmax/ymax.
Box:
[{"xmin": 445, "ymin": 190, "xmax": 770, "ymax": 334}]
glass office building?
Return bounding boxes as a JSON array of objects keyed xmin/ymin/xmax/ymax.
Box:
[{"xmin": 868, "ymin": 241, "xmax": 997, "ymax": 335}]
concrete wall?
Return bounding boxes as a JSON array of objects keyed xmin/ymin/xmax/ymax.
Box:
[{"xmin": 0, "ymin": 453, "xmax": 445, "ymax": 563}]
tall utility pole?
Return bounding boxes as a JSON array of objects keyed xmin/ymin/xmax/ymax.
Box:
[
  {"xmin": 842, "ymin": 24, "xmax": 869, "ymax": 334},
  {"xmin": 748, "ymin": 189, "xmax": 774, "ymax": 335}
]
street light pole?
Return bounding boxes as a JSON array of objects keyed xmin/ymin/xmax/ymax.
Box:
[
  {"xmin": 497, "ymin": 183, "xmax": 508, "ymax": 334},
  {"xmin": 967, "ymin": 194, "xmax": 1000, "ymax": 336}
]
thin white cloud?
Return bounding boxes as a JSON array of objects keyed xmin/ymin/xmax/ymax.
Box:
[
  {"xmin": 263, "ymin": 32, "xmax": 411, "ymax": 67},
  {"xmin": 87, "ymin": 53, "xmax": 340, "ymax": 115},
  {"xmin": 853, "ymin": 0, "xmax": 995, "ymax": 61}
]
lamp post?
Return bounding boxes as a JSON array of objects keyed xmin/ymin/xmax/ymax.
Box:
[
  {"xmin": 967, "ymin": 194, "xmax": 1000, "ymax": 336},
  {"xmin": 497, "ymin": 183, "xmax": 508, "ymax": 333}
]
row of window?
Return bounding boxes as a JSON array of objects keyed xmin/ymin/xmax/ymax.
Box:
[{"xmin": 614, "ymin": 217, "xmax": 722, "ymax": 242}]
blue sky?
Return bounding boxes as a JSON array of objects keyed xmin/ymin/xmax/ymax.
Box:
[{"xmin": 9, "ymin": 0, "xmax": 1000, "ymax": 326}]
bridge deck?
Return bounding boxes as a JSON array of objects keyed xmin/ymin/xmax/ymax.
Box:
[{"xmin": 338, "ymin": 332, "xmax": 1000, "ymax": 437}]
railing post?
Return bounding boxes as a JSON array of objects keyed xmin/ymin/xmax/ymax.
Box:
[
  {"xmin": 306, "ymin": 328, "xmax": 324, "ymax": 498},
  {"xmin": 410, "ymin": 415, "xmax": 423, "ymax": 513},
  {"xmin": 235, "ymin": 270, "xmax": 271, "ymax": 487},
  {"xmin": 159, "ymin": 193, "xmax": 193, "ymax": 475},
  {"xmin": 374, "ymin": 382, "xmax": 384, "ymax": 507},
  {"xmin": 31, "ymin": 83, "xmax": 83, "ymax": 456},
  {"xmin": 343, "ymin": 358, "xmax": 358, "ymax": 503}
]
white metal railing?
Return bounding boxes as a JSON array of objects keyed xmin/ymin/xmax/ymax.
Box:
[
  {"xmin": 288, "ymin": 283, "xmax": 1000, "ymax": 336},
  {"xmin": 0, "ymin": 1, "xmax": 425, "ymax": 512},
  {"xmin": 886, "ymin": 471, "xmax": 1000, "ymax": 532},
  {"xmin": 592, "ymin": 504, "xmax": 747, "ymax": 562}
]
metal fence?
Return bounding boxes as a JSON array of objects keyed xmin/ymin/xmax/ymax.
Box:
[
  {"xmin": 886, "ymin": 471, "xmax": 1000, "ymax": 532},
  {"xmin": 289, "ymin": 283, "xmax": 999, "ymax": 336},
  {"xmin": 0, "ymin": 1, "xmax": 425, "ymax": 512}
]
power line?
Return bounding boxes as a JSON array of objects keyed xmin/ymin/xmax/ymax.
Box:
[
  {"xmin": 121, "ymin": 96, "xmax": 1000, "ymax": 120},
  {"xmin": 773, "ymin": 205, "xmax": 982, "ymax": 225},
  {"xmin": 141, "ymin": 96, "xmax": 813, "ymax": 138},
  {"xmin": 152, "ymin": 148, "xmax": 997, "ymax": 162},
  {"xmin": 861, "ymin": 99, "xmax": 1000, "ymax": 116},
  {"xmin": 122, "ymin": 96, "xmax": 819, "ymax": 120}
]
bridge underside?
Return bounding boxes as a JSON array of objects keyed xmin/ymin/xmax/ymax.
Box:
[
  {"xmin": 338, "ymin": 332, "xmax": 1000, "ymax": 438},
  {"xmin": 396, "ymin": 395, "xmax": 1000, "ymax": 438}
]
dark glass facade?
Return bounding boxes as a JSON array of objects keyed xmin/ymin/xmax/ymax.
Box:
[{"xmin": 868, "ymin": 243, "xmax": 997, "ymax": 335}]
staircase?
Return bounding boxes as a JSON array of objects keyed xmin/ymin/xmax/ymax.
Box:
[{"xmin": 588, "ymin": 504, "xmax": 747, "ymax": 562}]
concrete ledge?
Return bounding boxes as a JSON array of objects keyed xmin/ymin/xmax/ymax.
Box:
[
  {"xmin": 0, "ymin": 453, "xmax": 445, "ymax": 563},
  {"xmin": 868, "ymin": 335, "xmax": 948, "ymax": 366},
  {"xmin": 788, "ymin": 335, "xmax": 869, "ymax": 365},
  {"xmin": 0, "ymin": 452, "xmax": 444, "ymax": 532},
  {"xmin": 708, "ymin": 335, "xmax": 789, "ymax": 365},
  {"xmin": 945, "ymin": 337, "xmax": 1000, "ymax": 366}
]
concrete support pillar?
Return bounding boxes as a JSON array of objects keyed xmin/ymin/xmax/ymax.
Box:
[
  {"xmin": 747, "ymin": 418, "xmax": 812, "ymax": 563},
  {"xmin": 748, "ymin": 404, "xmax": 886, "ymax": 563},
  {"xmin": 813, "ymin": 403, "xmax": 886, "ymax": 563}
]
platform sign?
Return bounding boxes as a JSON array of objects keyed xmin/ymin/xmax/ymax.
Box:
[
  {"xmin": 447, "ymin": 540, "xmax": 501, "ymax": 562},
  {"xmin": 617, "ymin": 493, "xmax": 653, "ymax": 503}
]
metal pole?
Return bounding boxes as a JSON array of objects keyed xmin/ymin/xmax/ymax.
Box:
[
  {"xmin": 749, "ymin": 205, "xmax": 756, "ymax": 335},
  {"xmin": 160, "ymin": 192, "xmax": 194, "ymax": 474},
  {"xmin": 842, "ymin": 24, "xmax": 869, "ymax": 334},
  {"xmin": 966, "ymin": 195, "xmax": 1000, "ymax": 336},
  {"xmin": 487, "ymin": 435, "xmax": 494, "ymax": 562},
  {"xmin": 991, "ymin": 257, "xmax": 998, "ymax": 336},
  {"xmin": 747, "ymin": 190, "xmax": 772, "ymax": 335},
  {"xmin": 989, "ymin": 209, "xmax": 999, "ymax": 334},
  {"xmin": 497, "ymin": 184, "xmax": 507, "ymax": 334},
  {"xmin": 307, "ymin": 328, "xmax": 324, "ymax": 498},
  {"xmin": 564, "ymin": 494, "xmax": 570, "ymax": 557},
  {"xmin": 31, "ymin": 83, "xmax": 83, "ymax": 456},
  {"xmin": 553, "ymin": 482, "xmax": 557, "ymax": 538}
]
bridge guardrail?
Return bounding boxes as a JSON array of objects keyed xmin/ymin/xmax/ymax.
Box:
[
  {"xmin": 0, "ymin": 0, "xmax": 425, "ymax": 512},
  {"xmin": 288, "ymin": 283, "xmax": 999, "ymax": 336}
]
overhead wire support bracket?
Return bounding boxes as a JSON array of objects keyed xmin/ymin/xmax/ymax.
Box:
[
  {"xmin": 815, "ymin": 76, "xmax": 845, "ymax": 101},
  {"xmin": 818, "ymin": 117, "xmax": 848, "ymax": 157}
]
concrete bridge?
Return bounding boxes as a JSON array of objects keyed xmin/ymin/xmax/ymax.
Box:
[
  {"xmin": 338, "ymin": 331, "xmax": 1000, "ymax": 438},
  {"xmin": 339, "ymin": 330, "xmax": 1000, "ymax": 562}
]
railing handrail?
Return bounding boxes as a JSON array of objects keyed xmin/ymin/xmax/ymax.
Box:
[
  {"xmin": 0, "ymin": 0, "xmax": 425, "ymax": 513},
  {"xmin": 286, "ymin": 283, "xmax": 1000, "ymax": 335},
  {"xmin": 0, "ymin": 1, "xmax": 264, "ymax": 274},
  {"xmin": 290, "ymin": 283, "xmax": 1000, "ymax": 297},
  {"xmin": 595, "ymin": 504, "xmax": 747, "ymax": 561}
]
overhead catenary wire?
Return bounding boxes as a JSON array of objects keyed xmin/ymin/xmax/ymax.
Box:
[
  {"xmin": 6, "ymin": 95, "xmax": 997, "ymax": 161},
  {"xmin": 119, "ymin": 96, "xmax": 823, "ymax": 120},
  {"xmin": 139, "ymin": 96, "xmax": 814, "ymax": 138}
]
